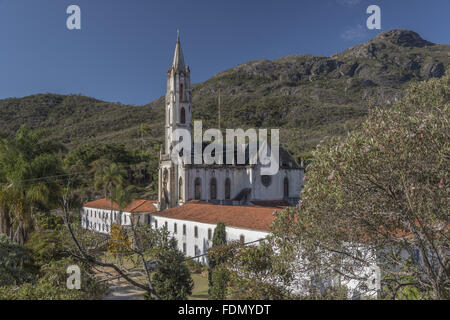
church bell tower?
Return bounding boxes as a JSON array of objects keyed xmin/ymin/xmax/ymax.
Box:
[
  {"xmin": 164, "ymin": 31, "xmax": 192, "ymax": 155},
  {"xmin": 158, "ymin": 32, "xmax": 192, "ymax": 211}
]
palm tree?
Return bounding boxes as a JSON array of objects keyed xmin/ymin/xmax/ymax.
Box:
[
  {"xmin": 139, "ymin": 123, "xmax": 150, "ymax": 153},
  {"xmin": 94, "ymin": 163, "xmax": 126, "ymax": 225},
  {"xmin": 0, "ymin": 126, "xmax": 64, "ymax": 244},
  {"xmin": 112, "ymin": 184, "xmax": 136, "ymax": 225}
]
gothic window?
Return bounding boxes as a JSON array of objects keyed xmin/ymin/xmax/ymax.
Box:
[
  {"xmin": 180, "ymin": 83, "xmax": 184, "ymax": 102},
  {"xmin": 179, "ymin": 177, "xmax": 183, "ymax": 200},
  {"xmin": 183, "ymin": 224, "xmax": 186, "ymax": 235},
  {"xmin": 208, "ymin": 228, "xmax": 212, "ymax": 240},
  {"xmin": 210, "ymin": 178, "xmax": 217, "ymax": 200},
  {"xmin": 225, "ymin": 178, "xmax": 231, "ymax": 200},
  {"xmin": 284, "ymin": 177, "xmax": 289, "ymax": 199},
  {"xmin": 183, "ymin": 243, "xmax": 186, "ymax": 254},
  {"xmin": 194, "ymin": 226, "xmax": 198, "ymax": 238},
  {"xmin": 194, "ymin": 178, "xmax": 201, "ymax": 200},
  {"xmin": 180, "ymin": 107, "xmax": 186, "ymax": 124},
  {"xmin": 163, "ymin": 169, "xmax": 169, "ymax": 186},
  {"xmin": 174, "ymin": 223, "xmax": 177, "ymax": 234},
  {"xmin": 262, "ymin": 175, "xmax": 272, "ymax": 187},
  {"xmin": 240, "ymin": 235, "xmax": 245, "ymax": 243}
]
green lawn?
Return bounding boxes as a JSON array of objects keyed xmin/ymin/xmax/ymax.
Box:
[{"xmin": 189, "ymin": 273, "xmax": 209, "ymax": 300}]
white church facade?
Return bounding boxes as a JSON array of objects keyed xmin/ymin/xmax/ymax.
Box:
[{"xmin": 157, "ymin": 34, "xmax": 304, "ymax": 211}]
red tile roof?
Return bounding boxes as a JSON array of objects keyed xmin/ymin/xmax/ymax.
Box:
[
  {"xmin": 83, "ymin": 198, "xmax": 157, "ymax": 213},
  {"xmin": 153, "ymin": 200, "xmax": 282, "ymax": 232}
]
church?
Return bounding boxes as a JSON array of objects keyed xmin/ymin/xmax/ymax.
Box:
[
  {"xmin": 82, "ymin": 34, "xmax": 305, "ymax": 261},
  {"xmin": 157, "ymin": 34, "xmax": 304, "ymax": 211}
]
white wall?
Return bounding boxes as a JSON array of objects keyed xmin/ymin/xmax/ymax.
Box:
[
  {"xmin": 185, "ymin": 165, "xmax": 303, "ymax": 203},
  {"xmin": 151, "ymin": 215, "xmax": 269, "ymax": 264},
  {"xmin": 81, "ymin": 207, "xmax": 137, "ymax": 235}
]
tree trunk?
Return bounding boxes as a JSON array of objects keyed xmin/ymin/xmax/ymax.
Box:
[{"xmin": 0, "ymin": 206, "xmax": 12, "ymax": 237}]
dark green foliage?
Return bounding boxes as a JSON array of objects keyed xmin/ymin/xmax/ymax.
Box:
[
  {"xmin": 0, "ymin": 125, "xmax": 65, "ymax": 244},
  {"xmin": 151, "ymin": 237, "xmax": 194, "ymax": 300},
  {"xmin": 25, "ymin": 229, "xmax": 64, "ymax": 267},
  {"xmin": 185, "ymin": 259, "xmax": 205, "ymax": 274},
  {"xmin": 209, "ymin": 266, "xmax": 230, "ymax": 300},
  {"xmin": 212, "ymin": 222, "xmax": 226, "ymax": 247},
  {"xmin": 208, "ymin": 222, "xmax": 227, "ymax": 297},
  {"xmin": 0, "ymin": 257, "xmax": 107, "ymax": 300},
  {"xmin": 0, "ymin": 234, "xmax": 34, "ymax": 286}
]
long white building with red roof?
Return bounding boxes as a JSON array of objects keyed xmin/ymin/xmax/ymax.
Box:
[{"xmin": 82, "ymin": 198, "xmax": 283, "ymax": 263}]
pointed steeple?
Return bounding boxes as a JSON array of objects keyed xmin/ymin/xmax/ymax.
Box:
[{"xmin": 172, "ymin": 30, "xmax": 186, "ymax": 72}]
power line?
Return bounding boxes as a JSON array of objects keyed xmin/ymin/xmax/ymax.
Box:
[
  {"xmin": 183, "ymin": 237, "xmax": 267, "ymax": 262},
  {"xmin": 0, "ymin": 161, "xmax": 156, "ymax": 187},
  {"xmin": 0, "ymin": 172, "xmax": 87, "ymax": 186}
]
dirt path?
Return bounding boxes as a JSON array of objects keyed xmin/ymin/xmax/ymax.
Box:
[
  {"xmin": 94, "ymin": 266, "xmax": 146, "ymax": 300},
  {"xmin": 103, "ymin": 278, "xmax": 146, "ymax": 300}
]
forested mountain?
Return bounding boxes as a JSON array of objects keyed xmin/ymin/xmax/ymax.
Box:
[{"xmin": 1, "ymin": 30, "xmax": 448, "ymax": 162}]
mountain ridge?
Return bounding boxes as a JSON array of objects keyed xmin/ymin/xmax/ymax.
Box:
[{"xmin": 1, "ymin": 29, "xmax": 449, "ymax": 161}]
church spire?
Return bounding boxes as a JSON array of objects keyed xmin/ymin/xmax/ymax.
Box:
[{"xmin": 172, "ymin": 30, "xmax": 186, "ymax": 72}]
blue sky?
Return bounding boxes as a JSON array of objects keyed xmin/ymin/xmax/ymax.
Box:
[{"xmin": 1, "ymin": 0, "xmax": 449, "ymax": 105}]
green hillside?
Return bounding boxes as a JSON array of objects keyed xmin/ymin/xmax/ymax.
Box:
[{"xmin": 1, "ymin": 30, "xmax": 448, "ymax": 162}]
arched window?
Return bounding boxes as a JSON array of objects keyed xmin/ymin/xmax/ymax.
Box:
[
  {"xmin": 180, "ymin": 107, "xmax": 186, "ymax": 124},
  {"xmin": 179, "ymin": 83, "xmax": 184, "ymax": 102},
  {"xmin": 284, "ymin": 177, "xmax": 289, "ymax": 199},
  {"xmin": 179, "ymin": 177, "xmax": 183, "ymax": 200},
  {"xmin": 225, "ymin": 178, "xmax": 231, "ymax": 200},
  {"xmin": 194, "ymin": 178, "xmax": 201, "ymax": 200},
  {"xmin": 210, "ymin": 178, "xmax": 217, "ymax": 200}
]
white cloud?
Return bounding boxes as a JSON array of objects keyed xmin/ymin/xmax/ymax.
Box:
[{"xmin": 340, "ymin": 24, "xmax": 369, "ymax": 41}]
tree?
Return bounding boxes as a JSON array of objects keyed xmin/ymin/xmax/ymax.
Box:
[
  {"xmin": 208, "ymin": 239, "xmax": 289, "ymax": 299},
  {"xmin": 208, "ymin": 222, "xmax": 227, "ymax": 298},
  {"xmin": 108, "ymin": 224, "xmax": 132, "ymax": 265},
  {"xmin": 0, "ymin": 126, "xmax": 64, "ymax": 244},
  {"xmin": 0, "ymin": 234, "xmax": 34, "ymax": 286},
  {"xmin": 139, "ymin": 123, "xmax": 150, "ymax": 153},
  {"xmin": 94, "ymin": 163, "xmax": 126, "ymax": 200},
  {"xmin": 60, "ymin": 181, "xmax": 187, "ymax": 299},
  {"xmin": 0, "ymin": 257, "xmax": 107, "ymax": 300},
  {"xmin": 272, "ymin": 73, "xmax": 450, "ymax": 299},
  {"xmin": 151, "ymin": 237, "xmax": 194, "ymax": 300},
  {"xmin": 209, "ymin": 266, "xmax": 229, "ymax": 300}
]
